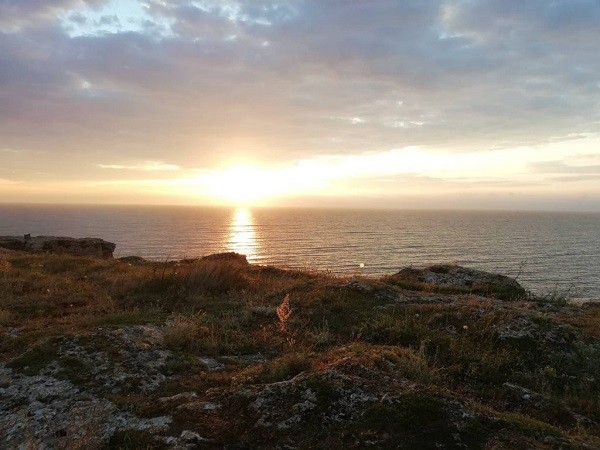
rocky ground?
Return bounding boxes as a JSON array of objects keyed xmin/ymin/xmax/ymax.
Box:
[
  {"xmin": 0, "ymin": 236, "xmax": 116, "ymax": 259},
  {"xmin": 0, "ymin": 249, "xmax": 599, "ymax": 449}
]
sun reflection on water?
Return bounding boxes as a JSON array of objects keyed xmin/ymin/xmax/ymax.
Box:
[{"xmin": 228, "ymin": 208, "xmax": 257, "ymax": 261}]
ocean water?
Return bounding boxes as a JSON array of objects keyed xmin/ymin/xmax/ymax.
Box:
[{"xmin": 0, "ymin": 204, "xmax": 598, "ymax": 301}]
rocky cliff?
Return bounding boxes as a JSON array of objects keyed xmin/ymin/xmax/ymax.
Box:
[
  {"xmin": 0, "ymin": 249, "xmax": 598, "ymax": 449},
  {"xmin": 0, "ymin": 235, "xmax": 116, "ymax": 258}
]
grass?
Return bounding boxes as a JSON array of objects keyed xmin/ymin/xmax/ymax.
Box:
[
  {"xmin": 88, "ymin": 311, "xmax": 167, "ymax": 327},
  {"xmin": 107, "ymin": 430, "xmax": 168, "ymax": 450},
  {"xmin": 163, "ymin": 308, "xmax": 267, "ymax": 355},
  {"xmin": 360, "ymin": 392, "xmax": 458, "ymax": 447},
  {"xmin": 356, "ymin": 303, "xmax": 519, "ymax": 386},
  {"xmin": 7, "ymin": 338, "xmax": 59, "ymax": 375},
  {"xmin": 1, "ymin": 249, "xmax": 599, "ymax": 448},
  {"xmin": 498, "ymin": 411, "xmax": 561, "ymax": 437},
  {"xmin": 236, "ymin": 352, "xmax": 314, "ymax": 384},
  {"xmin": 527, "ymin": 284, "xmax": 581, "ymax": 306}
]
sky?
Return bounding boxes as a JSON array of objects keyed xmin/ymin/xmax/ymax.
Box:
[{"xmin": 1, "ymin": 0, "xmax": 599, "ymax": 210}]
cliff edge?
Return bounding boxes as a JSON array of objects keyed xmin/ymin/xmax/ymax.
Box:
[
  {"xmin": 0, "ymin": 235, "xmax": 116, "ymax": 258},
  {"xmin": 0, "ymin": 249, "xmax": 598, "ymax": 449}
]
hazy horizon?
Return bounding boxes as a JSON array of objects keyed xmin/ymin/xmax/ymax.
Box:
[
  {"xmin": 2, "ymin": 203, "xmax": 599, "ymax": 299},
  {"xmin": 2, "ymin": 201, "xmax": 600, "ymax": 214},
  {"xmin": 2, "ymin": 1, "xmax": 599, "ymax": 209}
]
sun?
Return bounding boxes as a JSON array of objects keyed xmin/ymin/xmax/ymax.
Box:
[{"xmin": 204, "ymin": 165, "xmax": 275, "ymax": 206}]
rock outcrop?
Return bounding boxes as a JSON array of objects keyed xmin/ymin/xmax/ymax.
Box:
[
  {"xmin": 200, "ymin": 252, "xmax": 248, "ymax": 265},
  {"xmin": 0, "ymin": 326, "xmax": 174, "ymax": 448},
  {"xmin": 0, "ymin": 235, "xmax": 116, "ymax": 258},
  {"xmin": 0, "ymin": 252, "xmax": 597, "ymax": 448},
  {"xmin": 392, "ymin": 264, "xmax": 526, "ymax": 299}
]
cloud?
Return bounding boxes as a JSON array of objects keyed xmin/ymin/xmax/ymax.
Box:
[
  {"xmin": 529, "ymin": 161, "xmax": 600, "ymax": 174},
  {"xmin": 98, "ymin": 161, "xmax": 180, "ymax": 171},
  {"xmin": 1, "ymin": 1, "xmax": 600, "ymax": 208},
  {"xmin": 88, "ymin": 145, "xmax": 555, "ymax": 205},
  {"xmin": 0, "ymin": 177, "xmax": 21, "ymax": 185},
  {"xmin": 0, "ymin": 0, "xmax": 106, "ymax": 32},
  {"xmin": 548, "ymin": 175, "xmax": 600, "ymax": 183},
  {"xmin": 1, "ymin": 1, "xmax": 597, "ymax": 157}
]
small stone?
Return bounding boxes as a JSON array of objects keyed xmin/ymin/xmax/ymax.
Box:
[
  {"xmin": 158, "ymin": 392, "xmax": 198, "ymax": 403},
  {"xmin": 250, "ymin": 306, "xmax": 273, "ymax": 316},
  {"xmin": 177, "ymin": 401, "xmax": 222, "ymax": 411},
  {"xmin": 198, "ymin": 357, "xmax": 225, "ymax": 371},
  {"xmin": 180, "ymin": 430, "xmax": 210, "ymax": 443},
  {"xmin": 137, "ymin": 416, "xmax": 172, "ymax": 431}
]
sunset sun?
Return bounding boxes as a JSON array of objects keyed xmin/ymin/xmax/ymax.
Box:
[{"xmin": 203, "ymin": 165, "xmax": 275, "ymax": 206}]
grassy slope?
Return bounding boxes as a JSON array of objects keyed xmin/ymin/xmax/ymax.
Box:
[{"xmin": 0, "ymin": 249, "xmax": 599, "ymax": 449}]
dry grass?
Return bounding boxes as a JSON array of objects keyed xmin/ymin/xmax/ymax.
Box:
[{"xmin": 276, "ymin": 294, "xmax": 292, "ymax": 332}]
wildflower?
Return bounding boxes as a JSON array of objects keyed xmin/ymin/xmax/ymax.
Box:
[{"xmin": 276, "ymin": 294, "xmax": 292, "ymax": 332}]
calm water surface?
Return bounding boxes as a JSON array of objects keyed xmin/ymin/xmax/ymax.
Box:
[{"xmin": 1, "ymin": 205, "xmax": 598, "ymax": 300}]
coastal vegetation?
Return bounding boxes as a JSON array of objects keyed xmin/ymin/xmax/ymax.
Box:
[{"xmin": 0, "ymin": 248, "xmax": 599, "ymax": 448}]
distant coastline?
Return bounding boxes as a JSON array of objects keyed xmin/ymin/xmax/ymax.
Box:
[{"xmin": 1, "ymin": 204, "xmax": 598, "ymax": 301}]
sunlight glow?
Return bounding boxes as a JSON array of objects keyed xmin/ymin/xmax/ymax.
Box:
[
  {"xmin": 197, "ymin": 146, "xmax": 518, "ymax": 205},
  {"xmin": 204, "ymin": 166, "xmax": 276, "ymax": 205},
  {"xmin": 84, "ymin": 136, "xmax": 600, "ymax": 208},
  {"xmin": 228, "ymin": 208, "xmax": 257, "ymax": 260}
]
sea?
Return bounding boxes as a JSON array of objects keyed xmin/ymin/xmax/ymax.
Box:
[{"xmin": 0, "ymin": 204, "xmax": 598, "ymax": 301}]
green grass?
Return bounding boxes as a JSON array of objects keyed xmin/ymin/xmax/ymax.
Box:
[
  {"xmin": 107, "ymin": 430, "xmax": 168, "ymax": 450},
  {"xmin": 499, "ymin": 412, "xmax": 561, "ymax": 437},
  {"xmin": 237, "ymin": 353, "xmax": 314, "ymax": 384},
  {"xmin": 7, "ymin": 339, "xmax": 59, "ymax": 375},
  {"xmin": 360, "ymin": 393, "xmax": 459, "ymax": 448},
  {"xmin": 89, "ymin": 311, "xmax": 167, "ymax": 327}
]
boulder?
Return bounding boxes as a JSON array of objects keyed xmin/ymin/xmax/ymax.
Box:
[
  {"xmin": 200, "ymin": 252, "xmax": 248, "ymax": 265},
  {"xmin": 0, "ymin": 235, "xmax": 116, "ymax": 259},
  {"xmin": 392, "ymin": 264, "xmax": 526, "ymax": 299},
  {"xmin": 118, "ymin": 255, "xmax": 146, "ymax": 264}
]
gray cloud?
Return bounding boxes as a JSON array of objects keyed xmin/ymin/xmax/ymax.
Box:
[
  {"xmin": 548, "ymin": 175, "xmax": 600, "ymax": 183},
  {"xmin": 1, "ymin": 0, "xmax": 599, "ymax": 185}
]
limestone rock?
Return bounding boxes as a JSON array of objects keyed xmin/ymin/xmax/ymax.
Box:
[
  {"xmin": 0, "ymin": 366, "xmax": 172, "ymax": 448},
  {"xmin": 118, "ymin": 255, "xmax": 146, "ymax": 264},
  {"xmin": 392, "ymin": 264, "xmax": 526, "ymax": 299},
  {"xmin": 0, "ymin": 235, "xmax": 116, "ymax": 258},
  {"xmin": 200, "ymin": 252, "xmax": 248, "ymax": 265}
]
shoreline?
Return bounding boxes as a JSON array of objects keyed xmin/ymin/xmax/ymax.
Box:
[{"xmin": 2, "ymin": 233, "xmax": 597, "ymax": 303}]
